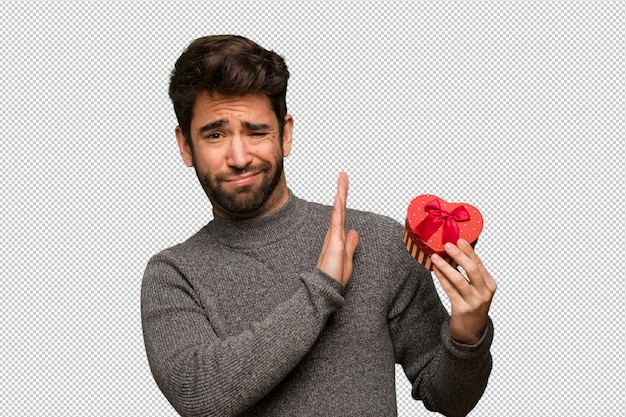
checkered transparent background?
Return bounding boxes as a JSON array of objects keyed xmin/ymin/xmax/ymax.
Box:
[{"xmin": 3, "ymin": 1, "xmax": 625, "ymax": 415}]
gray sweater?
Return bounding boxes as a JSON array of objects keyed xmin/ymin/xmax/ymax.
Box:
[{"xmin": 141, "ymin": 194, "xmax": 493, "ymax": 417}]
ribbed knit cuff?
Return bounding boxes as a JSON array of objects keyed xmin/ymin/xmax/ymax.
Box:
[
  {"xmin": 300, "ymin": 269, "xmax": 345, "ymax": 312},
  {"xmin": 440, "ymin": 317, "xmax": 494, "ymax": 360}
]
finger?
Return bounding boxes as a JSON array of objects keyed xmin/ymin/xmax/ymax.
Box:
[
  {"xmin": 442, "ymin": 242, "xmax": 484, "ymax": 289},
  {"xmin": 451, "ymin": 239, "xmax": 494, "ymax": 292},
  {"xmin": 337, "ymin": 172, "xmax": 348, "ymax": 227},
  {"xmin": 457, "ymin": 239, "xmax": 498, "ymax": 294},
  {"xmin": 431, "ymin": 253, "xmax": 471, "ymax": 296},
  {"xmin": 456, "ymin": 239, "xmax": 485, "ymax": 273},
  {"xmin": 337, "ymin": 172, "xmax": 348, "ymax": 201},
  {"xmin": 329, "ymin": 194, "xmax": 345, "ymax": 241},
  {"xmin": 432, "ymin": 264, "xmax": 463, "ymax": 305},
  {"xmin": 456, "ymin": 239, "xmax": 496, "ymax": 287},
  {"xmin": 342, "ymin": 229, "xmax": 359, "ymax": 285}
]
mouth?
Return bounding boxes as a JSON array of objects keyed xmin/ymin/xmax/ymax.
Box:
[{"xmin": 223, "ymin": 172, "xmax": 260, "ymax": 187}]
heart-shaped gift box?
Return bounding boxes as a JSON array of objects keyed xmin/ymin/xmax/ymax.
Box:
[{"xmin": 403, "ymin": 194, "xmax": 483, "ymax": 270}]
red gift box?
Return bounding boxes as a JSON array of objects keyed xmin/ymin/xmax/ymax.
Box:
[{"xmin": 403, "ymin": 194, "xmax": 483, "ymax": 271}]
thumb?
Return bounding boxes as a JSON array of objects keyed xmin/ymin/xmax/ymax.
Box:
[
  {"xmin": 341, "ymin": 229, "xmax": 359, "ymax": 286},
  {"xmin": 345, "ymin": 229, "xmax": 359, "ymax": 260}
]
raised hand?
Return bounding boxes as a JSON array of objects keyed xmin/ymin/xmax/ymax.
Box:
[
  {"xmin": 316, "ymin": 172, "xmax": 359, "ymax": 287},
  {"xmin": 431, "ymin": 239, "xmax": 497, "ymax": 344}
]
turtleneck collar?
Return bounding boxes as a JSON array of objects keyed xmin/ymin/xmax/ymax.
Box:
[{"xmin": 204, "ymin": 191, "xmax": 305, "ymax": 249}]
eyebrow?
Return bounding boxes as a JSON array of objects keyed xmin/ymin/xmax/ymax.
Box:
[
  {"xmin": 198, "ymin": 119, "xmax": 227, "ymax": 134},
  {"xmin": 197, "ymin": 119, "xmax": 272, "ymax": 134},
  {"xmin": 242, "ymin": 121, "xmax": 271, "ymax": 131}
]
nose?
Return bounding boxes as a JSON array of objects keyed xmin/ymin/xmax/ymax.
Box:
[{"xmin": 226, "ymin": 135, "xmax": 253, "ymax": 168}]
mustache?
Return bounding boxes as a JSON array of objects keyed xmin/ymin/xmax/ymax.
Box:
[{"xmin": 214, "ymin": 162, "xmax": 272, "ymax": 182}]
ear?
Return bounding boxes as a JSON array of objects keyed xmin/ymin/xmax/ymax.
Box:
[
  {"xmin": 282, "ymin": 114, "xmax": 294, "ymax": 157},
  {"xmin": 175, "ymin": 126, "xmax": 194, "ymax": 167}
]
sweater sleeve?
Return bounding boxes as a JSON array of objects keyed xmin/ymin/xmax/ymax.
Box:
[
  {"xmin": 388, "ymin": 230, "xmax": 493, "ymax": 417},
  {"xmin": 141, "ymin": 250, "xmax": 344, "ymax": 417}
]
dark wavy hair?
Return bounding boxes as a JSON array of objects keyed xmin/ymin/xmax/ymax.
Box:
[{"xmin": 169, "ymin": 35, "xmax": 290, "ymax": 146}]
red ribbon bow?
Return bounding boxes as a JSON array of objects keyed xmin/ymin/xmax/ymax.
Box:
[{"xmin": 414, "ymin": 199, "xmax": 470, "ymax": 244}]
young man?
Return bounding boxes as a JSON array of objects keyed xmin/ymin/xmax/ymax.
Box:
[{"xmin": 142, "ymin": 35, "xmax": 497, "ymax": 417}]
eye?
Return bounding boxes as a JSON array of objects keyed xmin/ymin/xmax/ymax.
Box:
[{"xmin": 205, "ymin": 132, "xmax": 224, "ymax": 140}]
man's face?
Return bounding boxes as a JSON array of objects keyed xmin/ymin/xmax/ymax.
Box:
[{"xmin": 176, "ymin": 92, "xmax": 293, "ymax": 220}]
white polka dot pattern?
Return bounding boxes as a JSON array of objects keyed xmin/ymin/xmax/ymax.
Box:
[{"xmin": 404, "ymin": 194, "xmax": 483, "ymax": 269}]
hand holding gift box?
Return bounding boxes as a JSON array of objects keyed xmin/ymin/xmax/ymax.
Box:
[
  {"xmin": 404, "ymin": 194, "xmax": 483, "ymax": 270},
  {"xmin": 404, "ymin": 194, "xmax": 497, "ymax": 344}
]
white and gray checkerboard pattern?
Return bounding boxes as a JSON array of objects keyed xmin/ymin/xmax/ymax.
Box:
[{"xmin": 3, "ymin": 1, "xmax": 624, "ymax": 415}]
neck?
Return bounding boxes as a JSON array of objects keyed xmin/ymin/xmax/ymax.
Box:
[{"xmin": 207, "ymin": 191, "xmax": 302, "ymax": 249}]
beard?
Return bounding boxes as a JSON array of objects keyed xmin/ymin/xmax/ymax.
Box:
[{"xmin": 194, "ymin": 155, "xmax": 284, "ymax": 217}]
